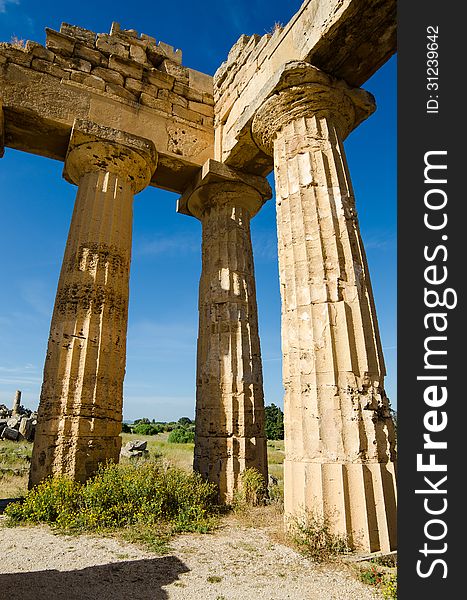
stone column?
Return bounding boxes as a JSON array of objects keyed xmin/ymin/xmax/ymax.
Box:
[
  {"xmin": 29, "ymin": 119, "xmax": 157, "ymax": 487},
  {"xmin": 179, "ymin": 160, "xmax": 271, "ymax": 503},
  {"xmin": 252, "ymin": 63, "xmax": 397, "ymax": 552},
  {"xmin": 12, "ymin": 390, "xmax": 21, "ymax": 416}
]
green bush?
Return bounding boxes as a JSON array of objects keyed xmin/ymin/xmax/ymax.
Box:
[
  {"xmin": 167, "ymin": 427, "xmax": 195, "ymax": 444},
  {"xmin": 5, "ymin": 460, "xmax": 218, "ymax": 537},
  {"xmin": 291, "ymin": 511, "xmax": 352, "ymax": 562},
  {"xmin": 381, "ymin": 573, "xmax": 397, "ymax": 599},
  {"xmin": 233, "ymin": 467, "xmax": 268, "ymax": 508},
  {"xmin": 132, "ymin": 423, "xmax": 162, "ymax": 436}
]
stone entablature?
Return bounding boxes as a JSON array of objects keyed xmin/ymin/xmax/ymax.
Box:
[{"xmin": 0, "ymin": 22, "xmax": 214, "ymax": 193}]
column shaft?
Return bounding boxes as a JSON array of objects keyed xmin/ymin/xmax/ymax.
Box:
[
  {"xmin": 30, "ymin": 170, "xmax": 134, "ymax": 485},
  {"xmin": 274, "ymin": 114, "xmax": 396, "ymax": 552},
  {"xmin": 195, "ymin": 201, "xmax": 267, "ymax": 503}
]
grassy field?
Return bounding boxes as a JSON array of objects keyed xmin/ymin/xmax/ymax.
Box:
[{"xmin": 0, "ymin": 434, "xmax": 285, "ymax": 501}]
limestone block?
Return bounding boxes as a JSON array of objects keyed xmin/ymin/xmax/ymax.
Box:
[
  {"xmin": 105, "ymin": 82, "xmax": 138, "ymax": 103},
  {"xmin": 202, "ymin": 92, "xmax": 215, "ymax": 106},
  {"xmin": 25, "ymin": 41, "xmax": 54, "ymax": 62},
  {"xmin": 173, "ymin": 105, "xmax": 202, "ymax": 124},
  {"xmin": 0, "ymin": 46, "xmax": 32, "ymax": 68},
  {"xmin": 108, "ymin": 54, "xmax": 143, "ymax": 80},
  {"xmin": 45, "ymin": 29, "xmax": 75, "ymax": 57},
  {"xmin": 188, "ymin": 100, "xmax": 214, "ymax": 117},
  {"xmin": 73, "ymin": 43, "xmax": 107, "ymax": 67},
  {"xmin": 31, "ymin": 58, "xmax": 70, "ymax": 80},
  {"xmin": 160, "ymin": 60, "xmax": 188, "ymax": 84},
  {"xmin": 2, "ymin": 427, "xmax": 19, "ymax": 441},
  {"xmin": 158, "ymin": 89, "xmax": 187, "ymax": 108},
  {"xmin": 129, "ymin": 43, "xmax": 148, "ymax": 64},
  {"xmin": 70, "ymin": 71, "xmax": 106, "ymax": 90},
  {"xmin": 145, "ymin": 68, "xmax": 174, "ymax": 89},
  {"xmin": 18, "ymin": 417, "xmax": 34, "ymax": 441},
  {"xmin": 140, "ymin": 93, "xmax": 171, "ymax": 113},
  {"xmin": 125, "ymin": 77, "xmax": 144, "ymax": 94},
  {"xmin": 60, "ymin": 23, "xmax": 96, "ymax": 47},
  {"xmin": 157, "ymin": 41, "xmax": 182, "ymax": 64},
  {"xmin": 91, "ymin": 66, "xmax": 124, "ymax": 86},
  {"xmin": 55, "ymin": 55, "xmax": 92, "ymax": 73},
  {"xmin": 96, "ymin": 34, "xmax": 128, "ymax": 59},
  {"xmin": 173, "ymin": 82, "xmax": 203, "ymax": 103},
  {"xmin": 188, "ymin": 69, "xmax": 213, "ymax": 94}
]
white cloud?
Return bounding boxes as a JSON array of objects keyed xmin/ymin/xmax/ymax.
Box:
[{"xmin": 0, "ymin": 0, "xmax": 19, "ymax": 14}]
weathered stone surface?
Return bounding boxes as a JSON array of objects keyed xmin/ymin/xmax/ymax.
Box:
[
  {"xmin": 60, "ymin": 23, "xmax": 96, "ymax": 48},
  {"xmin": 91, "ymin": 66, "xmax": 124, "ymax": 86},
  {"xmin": 11, "ymin": 390, "xmax": 21, "ymax": 415},
  {"xmin": 214, "ymin": 0, "xmax": 396, "ymax": 173},
  {"xmin": 179, "ymin": 160, "xmax": 271, "ymax": 503},
  {"xmin": 45, "ymin": 29, "xmax": 75, "ymax": 57},
  {"xmin": 73, "ymin": 43, "xmax": 107, "ymax": 67},
  {"xmin": 2, "ymin": 426, "xmax": 19, "ymax": 441},
  {"xmin": 251, "ymin": 63, "xmax": 396, "ymax": 553},
  {"xmin": 108, "ymin": 54, "xmax": 143, "ymax": 80},
  {"xmin": 29, "ymin": 120, "xmax": 157, "ymax": 487},
  {"xmin": 31, "ymin": 58, "xmax": 70, "ymax": 80},
  {"xmin": 25, "ymin": 41, "xmax": 55, "ymax": 62}
]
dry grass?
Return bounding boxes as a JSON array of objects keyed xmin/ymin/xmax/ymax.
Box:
[
  {"xmin": 1, "ymin": 434, "xmax": 285, "ymax": 505},
  {"xmin": 0, "ymin": 439, "xmax": 32, "ymax": 498}
]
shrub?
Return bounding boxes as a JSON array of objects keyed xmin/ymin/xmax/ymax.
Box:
[
  {"xmin": 132, "ymin": 423, "xmax": 162, "ymax": 436},
  {"xmin": 121, "ymin": 423, "xmax": 132, "ymax": 433},
  {"xmin": 233, "ymin": 467, "xmax": 268, "ymax": 508},
  {"xmin": 168, "ymin": 428, "xmax": 195, "ymax": 444},
  {"xmin": 381, "ymin": 573, "xmax": 397, "ymax": 599},
  {"xmin": 5, "ymin": 459, "xmax": 218, "ymax": 539},
  {"xmin": 291, "ymin": 511, "xmax": 352, "ymax": 562}
]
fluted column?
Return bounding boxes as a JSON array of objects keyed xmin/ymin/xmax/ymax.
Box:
[
  {"xmin": 29, "ymin": 119, "xmax": 157, "ymax": 487},
  {"xmin": 252, "ymin": 63, "xmax": 397, "ymax": 552},
  {"xmin": 180, "ymin": 160, "xmax": 271, "ymax": 503}
]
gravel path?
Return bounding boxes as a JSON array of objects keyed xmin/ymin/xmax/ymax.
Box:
[{"xmin": 0, "ymin": 519, "xmax": 381, "ymax": 600}]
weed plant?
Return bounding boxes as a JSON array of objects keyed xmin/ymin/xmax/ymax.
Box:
[
  {"xmin": 4, "ymin": 459, "xmax": 219, "ymax": 549},
  {"xmin": 291, "ymin": 511, "xmax": 352, "ymax": 562}
]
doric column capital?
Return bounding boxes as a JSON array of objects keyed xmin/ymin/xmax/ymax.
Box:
[
  {"xmin": 251, "ymin": 62, "xmax": 375, "ymax": 155},
  {"xmin": 178, "ymin": 158, "xmax": 272, "ymax": 220},
  {"xmin": 63, "ymin": 119, "xmax": 158, "ymax": 193}
]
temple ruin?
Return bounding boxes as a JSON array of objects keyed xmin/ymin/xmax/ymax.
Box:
[{"xmin": 0, "ymin": 0, "xmax": 397, "ymax": 553}]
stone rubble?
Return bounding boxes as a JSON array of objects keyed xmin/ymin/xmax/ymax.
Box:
[
  {"xmin": 0, "ymin": 392, "xmax": 37, "ymax": 442},
  {"xmin": 120, "ymin": 439, "xmax": 149, "ymax": 459}
]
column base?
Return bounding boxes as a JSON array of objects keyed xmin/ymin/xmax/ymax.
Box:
[
  {"xmin": 284, "ymin": 459, "xmax": 397, "ymax": 553},
  {"xmin": 29, "ymin": 432, "xmax": 122, "ymax": 488},
  {"xmin": 194, "ymin": 434, "xmax": 268, "ymax": 504}
]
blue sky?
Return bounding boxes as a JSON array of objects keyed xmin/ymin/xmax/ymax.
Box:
[{"xmin": 0, "ymin": 1, "xmax": 396, "ymax": 421}]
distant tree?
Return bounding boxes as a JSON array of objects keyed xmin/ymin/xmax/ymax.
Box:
[
  {"xmin": 132, "ymin": 423, "xmax": 161, "ymax": 436},
  {"xmin": 264, "ymin": 404, "xmax": 284, "ymax": 440},
  {"xmin": 121, "ymin": 422, "xmax": 132, "ymax": 433},
  {"xmin": 168, "ymin": 427, "xmax": 195, "ymax": 444},
  {"xmin": 133, "ymin": 417, "xmax": 150, "ymax": 426},
  {"xmin": 177, "ymin": 416, "xmax": 193, "ymax": 427}
]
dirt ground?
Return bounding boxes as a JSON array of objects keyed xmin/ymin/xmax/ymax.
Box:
[{"xmin": 0, "ymin": 516, "xmax": 381, "ymax": 600}]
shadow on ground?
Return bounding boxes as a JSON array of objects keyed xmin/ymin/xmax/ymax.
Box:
[
  {"xmin": 0, "ymin": 556, "xmax": 190, "ymax": 600},
  {"xmin": 0, "ymin": 498, "xmax": 22, "ymax": 513}
]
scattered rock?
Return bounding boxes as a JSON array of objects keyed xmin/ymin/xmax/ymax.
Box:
[
  {"xmin": 120, "ymin": 440, "xmax": 149, "ymax": 459},
  {"xmin": 0, "ymin": 392, "xmax": 37, "ymax": 442}
]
